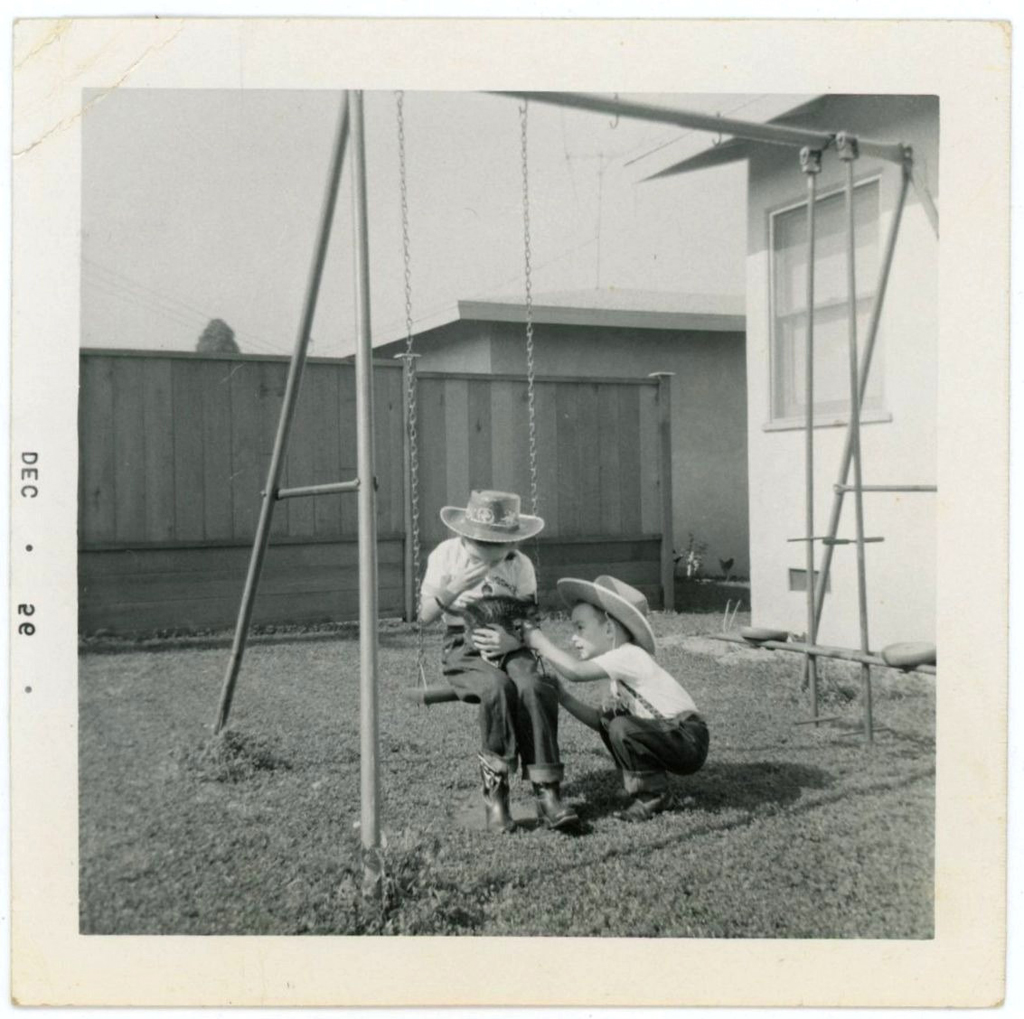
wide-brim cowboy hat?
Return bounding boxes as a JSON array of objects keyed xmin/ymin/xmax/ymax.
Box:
[
  {"xmin": 440, "ymin": 489, "xmax": 545, "ymax": 543},
  {"xmin": 557, "ymin": 575, "xmax": 656, "ymax": 655}
]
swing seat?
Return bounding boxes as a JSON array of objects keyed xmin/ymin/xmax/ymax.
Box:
[
  {"xmin": 739, "ymin": 625, "xmax": 790, "ymax": 644},
  {"xmin": 880, "ymin": 642, "xmax": 936, "ymax": 670},
  {"xmin": 402, "ymin": 683, "xmax": 462, "ymax": 706}
]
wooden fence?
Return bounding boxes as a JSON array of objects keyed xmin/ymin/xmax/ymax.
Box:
[{"xmin": 78, "ymin": 350, "xmax": 671, "ymax": 633}]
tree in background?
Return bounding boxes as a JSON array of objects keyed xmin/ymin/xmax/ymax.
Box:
[{"xmin": 196, "ymin": 318, "xmax": 239, "ymax": 354}]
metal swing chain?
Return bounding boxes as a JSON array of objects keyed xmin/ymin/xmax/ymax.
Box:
[
  {"xmin": 519, "ymin": 101, "xmax": 548, "ymax": 683},
  {"xmin": 519, "ymin": 102, "xmax": 540, "ymax": 521},
  {"xmin": 396, "ymin": 91, "xmax": 427, "ymax": 689}
]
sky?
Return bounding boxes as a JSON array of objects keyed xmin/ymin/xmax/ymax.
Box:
[{"xmin": 80, "ymin": 89, "xmax": 753, "ymax": 357}]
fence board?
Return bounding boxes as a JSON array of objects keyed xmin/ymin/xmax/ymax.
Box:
[
  {"xmin": 311, "ymin": 365, "xmax": 343, "ymax": 537},
  {"xmin": 598, "ymin": 383, "xmax": 623, "ymax": 535},
  {"xmin": 259, "ymin": 361, "xmax": 290, "ymax": 539},
  {"xmin": 416, "ymin": 376, "xmax": 449, "ymax": 545},
  {"xmin": 141, "ymin": 358, "xmax": 175, "ymax": 542},
  {"xmin": 229, "ymin": 360, "xmax": 262, "ymax": 539},
  {"xmin": 200, "ymin": 361, "xmax": 235, "ymax": 541},
  {"xmin": 443, "ymin": 378, "xmax": 470, "ymax": 509},
  {"xmin": 80, "ymin": 357, "xmax": 117, "ymax": 543},
  {"xmin": 172, "ymin": 359, "xmax": 206, "ymax": 540},
  {"xmin": 576, "ymin": 382, "xmax": 601, "ymax": 535},
  {"xmin": 286, "ymin": 363, "xmax": 317, "ymax": 538},
  {"xmin": 618, "ymin": 384, "xmax": 642, "ymax": 535},
  {"xmin": 534, "ymin": 381, "xmax": 559, "ymax": 534},
  {"xmin": 112, "ymin": 357, "xmax": 147, "ymax": 541},
  {"xmin": 555, "ymin": 383, "xmax": 580, "ymax": 536},
  {"xmin": 639, "ymin": 384, "xmax": 660, "ymax": 535},
  {"xmin": 338, "ymin": 367, "xmax": 358, "ymax": 537},
  {"xmin": 466, "ymin": 378, "xmax": 492, "ymax": 495}
]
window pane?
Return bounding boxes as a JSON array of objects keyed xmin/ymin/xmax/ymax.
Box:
[{"xmin": 771, "ymin": 180, "xmax": 882, "ymax": 421}]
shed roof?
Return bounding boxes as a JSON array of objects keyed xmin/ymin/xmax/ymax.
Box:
[{"xmin": 375, "ymin": 287, "xmax": 744, "ymax": 347}]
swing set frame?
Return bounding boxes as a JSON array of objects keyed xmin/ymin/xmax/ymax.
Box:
[{"xmin": 210, "ymin": 90, "xmax": 938, "ymax": 890}]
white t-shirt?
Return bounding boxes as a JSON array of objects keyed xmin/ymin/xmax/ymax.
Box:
[
  {"xmin": 421, "ymin": 537, "xmax": 537, "ymax": 628},
  {"xmin": 593, "ymin": 643, "xmax": 698, "ymax": 720}
]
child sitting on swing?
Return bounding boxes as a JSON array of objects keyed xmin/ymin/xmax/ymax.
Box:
[
  {"xmin": 419, "ymin": 490, "xmax": 579, "ymax": 834},
  {"xmin": 523, "ymin": 575, "xmax": 709, "ymax": 822}
]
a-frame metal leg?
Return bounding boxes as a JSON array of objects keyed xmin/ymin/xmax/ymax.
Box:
[
  {"xmin": 213, "ymin": 94, "xmax": 351, "ymax": 734},
  {"xmin": 811, "ymin": 161, "xmax": 912, "ymax": 641}
]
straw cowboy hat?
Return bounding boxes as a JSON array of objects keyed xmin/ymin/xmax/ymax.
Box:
[
  {"xmin": 556, "ymin": 575, "xmax": 656, "ymax": 655},
  {"xmin": 440, "ymin": 490, "xmax": 545, "ymax": 543}
]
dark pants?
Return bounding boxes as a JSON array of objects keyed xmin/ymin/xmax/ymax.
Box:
[
  {"xmin": 442, "ymin": 629, "xmax": 563, "ymax": 783},
  {"xmin": 599, "ymin": 712, "xmax": 709, "ymax": 795}
]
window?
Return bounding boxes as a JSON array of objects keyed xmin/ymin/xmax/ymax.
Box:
[{"xmin": 770, "ymin": 178, "xmax": 884, "ymax": 423}]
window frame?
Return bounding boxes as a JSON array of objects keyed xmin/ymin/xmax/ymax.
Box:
[{"xmin": 765, "ymin": 172, "xmax": 892, "ymax": 431}]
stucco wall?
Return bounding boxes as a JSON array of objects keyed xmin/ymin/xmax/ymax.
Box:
[{"xmin": 745, "ymin": 96, "xmax": 938, "ymax": 649}]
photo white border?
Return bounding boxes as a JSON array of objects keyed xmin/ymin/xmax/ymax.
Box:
[{"xmin": 8, "ymin": 14, "xmax": 1011, "ymax": 1009}]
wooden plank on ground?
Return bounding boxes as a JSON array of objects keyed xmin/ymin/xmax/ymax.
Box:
[
  {"xmin": 79, "ymin": 356, "xmax": 117, "ymax": 545},
  {"xmin": 618, "ymin": 384, "xmax": 643, "ymax": 535},
  {"xmin": 141, "ymin": 358, "xmax": 176, "ymax": 542},
  {"xmin": 171, "ymin": 359, "xmax": 206, "ymax": 541},
  {"xmin": 598, "ymin": 383, "xmax": 623, "ymax": 536},
  {"xmin": 200, "ymin": 360, "xmax": 235, "ymax": 541}
]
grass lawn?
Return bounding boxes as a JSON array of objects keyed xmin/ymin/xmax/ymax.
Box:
[{"xmin": 79, "ymin": 610, "xmax": 934, "ymax": 937}]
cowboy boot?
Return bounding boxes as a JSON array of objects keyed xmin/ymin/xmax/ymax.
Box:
[
  {"xmin": 478, "ymin": 751, "xmax": 516, "ymax": 834},
  {"xmin": 533, "ymin": 782, "xmax": 580, "ymax": 831}
]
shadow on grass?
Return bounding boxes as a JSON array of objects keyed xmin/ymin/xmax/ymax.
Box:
[{"xmin": 566, "ymin": 759, "xmax": 834, "ymax": 823}]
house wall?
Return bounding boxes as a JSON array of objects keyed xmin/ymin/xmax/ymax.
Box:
[{"xmin": 745, "ymin": 95, "xmax": 939, "ymax": 649}]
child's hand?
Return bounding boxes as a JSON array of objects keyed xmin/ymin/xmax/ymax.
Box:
[
  {"xmin": 442, "ymin": 560, "xmax": 491, "ymax": 602},
  {"xmin": 472, "ymin": 624, "xmax": 521, "ymax": 659},
  {"xmin": 600, "ymin": 692, "xmax": 631, "ymax": 717}
]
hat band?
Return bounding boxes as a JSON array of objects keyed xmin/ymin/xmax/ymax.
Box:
[{"xmin": 466, "ymin": 508, "xmax": 520, "ymax": 530}]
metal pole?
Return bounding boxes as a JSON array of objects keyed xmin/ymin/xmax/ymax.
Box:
[
  {"xmin": 834, "ymin": 483, "xmax": 937, "ymax": 494},
  {"xmin": 487, "ymin": 92, "xmax": 908, "ymax": 164},
  {"xmin": 649, "ymin": 372, "xmax": 675, "ymax": 612},
  {"xmin": 276, "ymin": 479, "xmax": 359, "ymax": 500},
  {"xmin": 213, "ymin": 94, "xmax": 350, "ymax": 734},
  {"xmin": 800, "ymin": 147, "xmax": 822, "ymax": 720},
  {"xmin": 812, "ymin": 163, "xmax": 912, "ymax": 634},
  {"xmin": 351, "ymin": 90, "xmax": 382, "ymax": 895},
  {"xmin": 838, "ymin": 133, "xmax": 873, "ymax": 743}
]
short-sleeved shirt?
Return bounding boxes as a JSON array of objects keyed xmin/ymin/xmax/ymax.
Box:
[
  {"xmin": 421, "ymin": 537, "xmax": 537, "ymax": 628},
  {"xmin": 593, "ymin": 643, "xmax": 698, "ymax": 720}
]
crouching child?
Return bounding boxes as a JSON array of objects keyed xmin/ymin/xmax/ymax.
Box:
[{"xmin": 524, "ymin": 575, "xmax": 709, "ymax": 822}]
